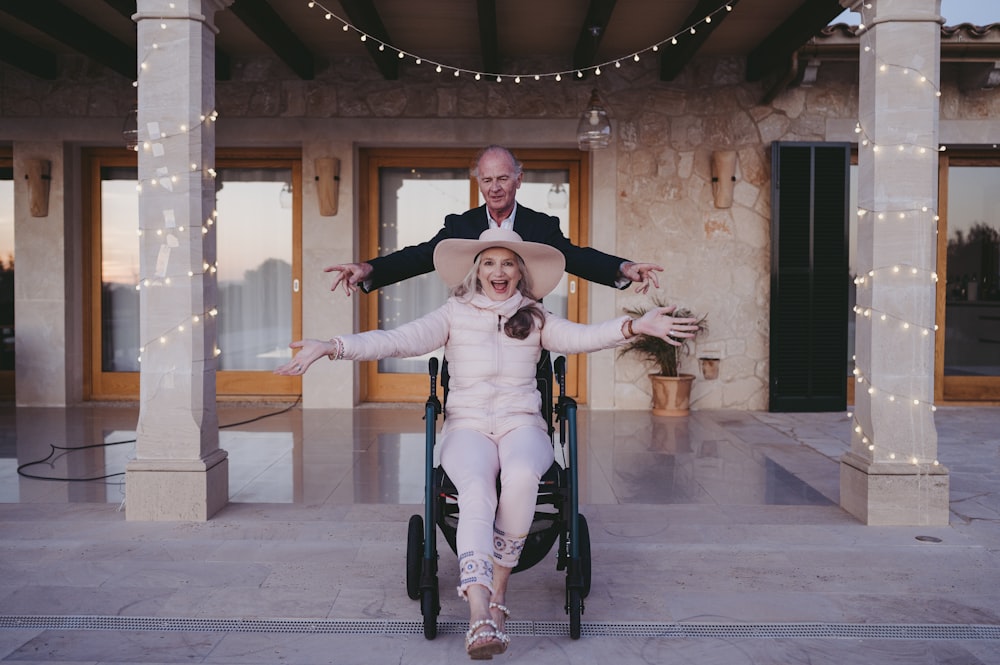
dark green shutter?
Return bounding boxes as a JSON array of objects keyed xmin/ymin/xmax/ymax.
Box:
[{"xmin": 769, "ymin": 142, "xmax": 850, "ymax": 412}]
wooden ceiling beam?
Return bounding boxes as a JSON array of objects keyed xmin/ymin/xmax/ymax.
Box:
[
  {"xmin": 1, "ymin": 0, "xmax": 134, "ymax": 79},
  {"xmin": 746, "ymin": 0, "xmax": 845, "ymax": 82},
  {"xmin": 99, "ymin": 0, "xmax": 139, "ymax": 18},
  {"xmin": 0, "ymin": 25, "xmax": 58, "ymax": 80},
  {"xmin": 660, "ymin": 0, "xmax": 733, "ymax": 81},
  {"xmin": 338, "ymin": 0, "xmax": 399, "ymax": 80},
  {"xmin": 573, "ymin": 0, "xmax": 618, "ymax": 71},
  {"xmin": 476, "ymin": 0, "xmax": 500, "ymax": 75},
  {"xmin": 229, "ymin": 0, "xmax": 315, "ymax": 80}
]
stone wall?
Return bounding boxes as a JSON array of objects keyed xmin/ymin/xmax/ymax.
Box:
[
  {"xmin": 1, "ymin": 50, "xmax": 994, "ymax": 410},
  {"xmin": 201, "ymin": 54, "xmax": 863, "ymax": 411}
]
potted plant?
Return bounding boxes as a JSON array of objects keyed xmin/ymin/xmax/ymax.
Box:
[{"xmin": 618, "ymin": 299, "xmax": 708, "ymax": 416}]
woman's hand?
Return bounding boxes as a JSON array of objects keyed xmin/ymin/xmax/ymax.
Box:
[
  {"xmin": 632, "ymin": 306, "xmax": 700, "ymax": 346},
  {"xmin": 273, "ymin": 338, "xmax": 334, "ymax": 375}
]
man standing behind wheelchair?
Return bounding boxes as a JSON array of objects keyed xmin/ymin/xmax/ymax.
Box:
[
  {"xmin": 276, "ymin": 228, "xmax": 698, "ymax": 659},
  {"xmin": 324, "ymin": 144, "xmax": 664, "ymax": 296}
]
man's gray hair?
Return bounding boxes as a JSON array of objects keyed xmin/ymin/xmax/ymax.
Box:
[{"xmin": 471, "ymin": 145, "xmax": 523, "ymax": 178}]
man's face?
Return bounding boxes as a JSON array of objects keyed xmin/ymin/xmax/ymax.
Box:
[{"xmin": 476, "ymin": 150, "xmax": 522, "ymax": 220}]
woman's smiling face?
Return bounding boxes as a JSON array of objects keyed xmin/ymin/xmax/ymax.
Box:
[{"xmin": 477, "ymin": 247, "xmax": 522, "ymax": 301}]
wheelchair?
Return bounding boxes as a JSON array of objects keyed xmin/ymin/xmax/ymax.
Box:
[{"xmin": 406, "ymin": 353, "xmax": 592, "ymax": 640}]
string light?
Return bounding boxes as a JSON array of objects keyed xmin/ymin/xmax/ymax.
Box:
[
  {"xmin": 851, "ymin": 304, "xmax": 937, "ymax": 338},
  {"xmin": 850, "ymin": 0, "xmax": 943, "ymax": 471},
  {"xmin": 304, "ymin": 0, "xmax": 738, "ymax": 83},
  {"xmin": 136, "ymin": 306, "xmax": 220, "ymax": 364},
  {"xmin": 854, "ymin": 122, "xmax": 942, "ymax": 155},
  {"xmin": 850, "ymin": 408, "xmax": 939, "ymax": 467},
  {"xmin": 134, "ymin": 30, "xmax": 222, "ymax": 367}
]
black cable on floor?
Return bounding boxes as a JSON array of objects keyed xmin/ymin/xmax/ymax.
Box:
[{"xmin": 15, "ymin": 396, "xmax": 302, "ymax": 483}]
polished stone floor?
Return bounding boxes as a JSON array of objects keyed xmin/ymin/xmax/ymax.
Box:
[{"xmin": 0, "ymin": 403, "xmax": 999, "ymax": 664}]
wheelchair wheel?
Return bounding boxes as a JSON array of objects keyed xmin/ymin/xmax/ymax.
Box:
[
  {"xmin": 422, "ymin": 587, "xmax": 439, "ymax": 639},
  {"xmin": 577, "ymin": 513, "xmax": 592, "ymax": 599},
  {"xmin": 406, "ymin": 515, "xmax": 423, "ymax": 600}
]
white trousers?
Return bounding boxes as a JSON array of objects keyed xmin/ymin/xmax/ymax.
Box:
[{"xmin": 440, "ymin": 425, "xmax": 554, "ymax": 597}]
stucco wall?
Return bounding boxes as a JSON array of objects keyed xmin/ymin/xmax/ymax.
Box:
[{"xmin": 1, "ymin": 52, "xmax": 996, "ymax": 409}]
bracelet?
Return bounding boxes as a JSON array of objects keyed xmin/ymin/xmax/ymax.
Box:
[
  {"xmin": 327, "ymin": 337, "xmax": 344, "ymax": 361},
  {"xmin": 626, "ymin": 318, "xmax": 635, "ymax": 338}
]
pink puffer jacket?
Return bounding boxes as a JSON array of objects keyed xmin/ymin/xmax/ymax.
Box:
[{"xmin": 338, "ymin": 292, "xmax": 630, "ymax": 437}]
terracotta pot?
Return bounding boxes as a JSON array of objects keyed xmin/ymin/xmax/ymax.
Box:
[{"xmin": 649, "ymin": 373, "xmax": 695, "ymax": 417}]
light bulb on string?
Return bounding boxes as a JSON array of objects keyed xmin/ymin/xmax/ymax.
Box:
[{"xmin": 302, "ymin": 0, "xmax": 742, "ymax": 83}]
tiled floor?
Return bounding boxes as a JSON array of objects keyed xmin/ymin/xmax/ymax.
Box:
[
  {"xmin": 1, "ymin": 403, "xmax": 999, "ymax": 664},
  {"xmin": 1, "ymin": 404, "xmax": 840, "ymax": 508}
]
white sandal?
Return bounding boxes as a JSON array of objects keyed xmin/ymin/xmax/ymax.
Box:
[
  {"xmin": 488, "ymin": 603, "xmax": 510, "ymax": 654},
  {"xmin": 465, "ymin": 618, "xmax": 510, "ymax": 660},
  {"xmin": 489, "ymin": 602, "xmax": 511, "ymax": 619}
]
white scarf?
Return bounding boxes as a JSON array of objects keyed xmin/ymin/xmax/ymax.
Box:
[{"xmin": 465, "ymin": 291, "xmax": 529, "ymax": 322}]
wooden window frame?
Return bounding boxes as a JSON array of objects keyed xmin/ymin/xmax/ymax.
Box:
[
  {"xmin": 83, "ymin": 147, "xmax": 303, "ymax": 401},
  {"xmin": 357, "ymin": 147, "xmax": 591, "ymax": 403}
]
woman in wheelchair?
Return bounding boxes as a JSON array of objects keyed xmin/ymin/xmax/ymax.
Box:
[{"xmin": 275, "ymin": 228, "xmax": 697, "ymax": 659}]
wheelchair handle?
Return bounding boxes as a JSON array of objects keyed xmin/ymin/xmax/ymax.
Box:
[
  {"xmin": 554, "ymin": 355, "xmax": 567, "ymax": 397},
  {"xmin": 428, "ymin": 357, "xmax": 439, "ymax": 398}
]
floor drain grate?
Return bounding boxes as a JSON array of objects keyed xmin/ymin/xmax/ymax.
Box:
[{"xmin": 0, "ymin": 616, "xmax": 998, "ymax": 640}]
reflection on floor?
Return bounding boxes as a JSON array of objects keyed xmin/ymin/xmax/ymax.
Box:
[
  {"xmin": 2, "ymin": 406, "xmax": 999, "ymax": 664},
  {"xmin": 0, "ymin": 404, "xmax": 838, "ymax": 507}
]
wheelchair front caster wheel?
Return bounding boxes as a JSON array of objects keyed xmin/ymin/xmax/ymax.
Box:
[
  {"xmin": 422, "ymin": 587, "xmax": 439, "ymax": 640},
  {"xmin": 568, "ymin": 587, "xmax": 583, "ymax": 639}
]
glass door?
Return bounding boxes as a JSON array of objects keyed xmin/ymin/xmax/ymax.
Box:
[
  {"xmin": 84, "ymin": 148, "xmax": 302, "ymax": 400},
  {"xmin": 0, "ymin": 151, "xmax": 12, "ymax": 399},
  {"xmin": 937, "ymin": 153, "xmax": 1000, "ymax": 402},
  {"xmin": 359, "ymin": 148, "xmax": 589, "ymax": 402},
  {"xmin": 213, "ymin": 151, "xmax": 301, "ymax": 397}
]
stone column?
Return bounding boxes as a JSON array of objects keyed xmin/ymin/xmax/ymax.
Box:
[
  {"xmin": 125, "ymin": 0, "xmax": 233, "ymax": 521},
  {"xmin": 840, "ymin": 0, "xmax": 949, "ymax": 525}
]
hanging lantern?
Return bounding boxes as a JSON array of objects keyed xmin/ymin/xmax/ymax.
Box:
[{"xmin": 576, "ymin": 89, "xmax": 611, "ymax": 151}]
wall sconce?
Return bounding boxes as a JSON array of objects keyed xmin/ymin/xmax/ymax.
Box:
[
  {"xmin": 711, "ymin": 150, "xmax": 737, "ymax": 209},
  {"xmin": 315, "ymin": 157, "xmax": 340, "ymax": 216},
  {"xmin": 576, "ymin": 89, "xmax": 611, "ymax": 151},
  {"xmin": 698, "ymin": 355, "xmax": 720, "ymax": 380},
  {"xmin": 24, "ymin": 158, "xmax": 51, "ymax": 217}
]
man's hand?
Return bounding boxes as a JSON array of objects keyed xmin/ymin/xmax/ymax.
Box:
[
  {"xmin": 620, "ymin": 262, "xmax": 664, "ymax": 294},
  {"xmin": 324, "ymin": 262, "xmax": 373, "ymax": 296}
]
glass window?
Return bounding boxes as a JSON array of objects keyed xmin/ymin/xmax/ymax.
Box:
[
  {"xmin": 215, "ymin": 168, "xmax": 293, "ymax": 370},
  {"xmin": 375, "ymin": 167, "xmax": 574, "ymax": 376},
  {"xmin": 944, "ymin": 165, "xmax": 1000, "ymax": 376},
  {"xmin": 0, "ymin": 162, "xmax": 12, "ymax": 373},
  {"xmin": 376, "ymin": 167, "xmax": 465, "ymax": 374},
  {"xmin": 100, "ymin": 166, "xmax": 141, "ymax": 372},
  {"xmin": 88, "ymin": 150, "xmax": 301, "ymax": 399},
  {"xmin": 848, "ymin": 163, "xmax": 858, "ymax": 380}
]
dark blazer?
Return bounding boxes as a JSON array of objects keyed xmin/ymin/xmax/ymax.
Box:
[{"xmin": 364, "ymin": 204, "xmax": 630, "ymax": 292}]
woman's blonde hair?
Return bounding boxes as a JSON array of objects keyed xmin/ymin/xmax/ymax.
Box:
[{"xmin": 454, "ymin": 248, "xmax": 545, "ymax": 340}]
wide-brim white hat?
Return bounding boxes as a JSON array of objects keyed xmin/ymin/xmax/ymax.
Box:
[{"xmin": 433, "ymin": 228, "xmax": 566, "ymax": 298}]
